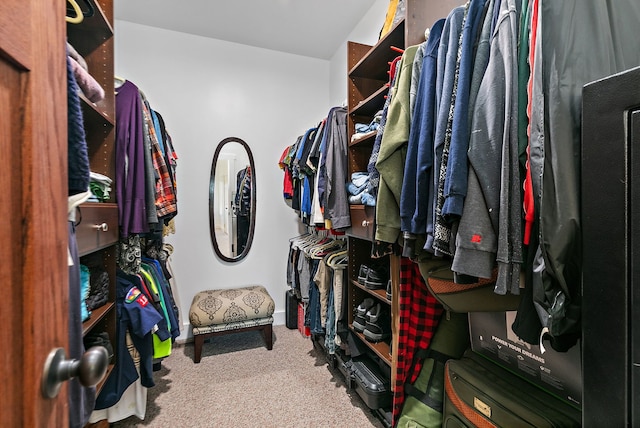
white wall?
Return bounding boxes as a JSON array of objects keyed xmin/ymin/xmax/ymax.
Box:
[
  {"xmin": 115, "ymin": 2, "xmax": 386, "ymax": 341},
  {"xmin": 329, "ymin": 0, "xmax": 391, "ymax": 106},
  {"xmin": 115, "ymin": 21, "xmax": 329, "ymax": 340}
]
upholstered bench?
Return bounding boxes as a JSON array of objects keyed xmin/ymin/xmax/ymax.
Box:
[{"xmin": 189, "ymin": 285, "xmax": 275, "ymax": 363}]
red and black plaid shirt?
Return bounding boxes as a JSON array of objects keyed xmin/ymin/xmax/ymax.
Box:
[{"xmin": 393, "ymin": 257, "xmax": 443, "ymax": 424}]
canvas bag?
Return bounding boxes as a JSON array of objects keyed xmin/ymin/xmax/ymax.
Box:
[
  {"xmin": 418, "ymin": 259, "xmax": 521, "ymax": 313},
  {"xmin": 396, "ymin": 312, "xmax": 470, "ymax": 428}
]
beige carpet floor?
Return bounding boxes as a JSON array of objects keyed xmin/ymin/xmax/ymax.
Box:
[{"xmin": 112, "ymin": 325, "xmax": 385, "ymax": 428}]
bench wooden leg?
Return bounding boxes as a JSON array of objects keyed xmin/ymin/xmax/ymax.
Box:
[
  {"xmin": 192, "ymin": 321, "xmax": 273, "ymax": 362},
  {"xmin": 263, "ymin": 323, "xmax": 273, "ymax": 350},
  {"xmin": 193, "ymin": 334, "xmax": 205, "ymax": 363}
]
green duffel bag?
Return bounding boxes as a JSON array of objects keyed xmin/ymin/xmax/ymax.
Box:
[{"xmin": 397, "ymin": 312, "xmax": 470, "ymax": 428}]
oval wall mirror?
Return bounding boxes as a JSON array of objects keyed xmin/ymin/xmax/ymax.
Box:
[{"xmin": 209, "ymin": 137, "xmax": 256, "ymax": 262}]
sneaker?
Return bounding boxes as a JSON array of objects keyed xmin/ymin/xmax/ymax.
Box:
[
  {"xmin": 357, "ymin": 265, "xmax": 370, "ymax": 285},
  {"xmin": 363, "ymin": 303, "xmax": 391, "ymax": 342},
  {"xmin": 353, "ymin": 298, "xmax": 375, "ymax": 333},
  {"xmin": 364, "ymin": 264, "xmax": 389, "ymax": 290}
]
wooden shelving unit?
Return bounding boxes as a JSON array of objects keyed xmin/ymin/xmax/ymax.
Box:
[
  {"xmin": 67, "ymin": 0, "xmax": 117, "ymax": 400},
  {"xmin": 344, "ymin": 0, "xmax": 468, "ymax": 395}
]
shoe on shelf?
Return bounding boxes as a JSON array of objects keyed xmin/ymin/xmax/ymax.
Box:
[
  {"xmin": 364, "ymin": 264, "xmax": 389, "ymax": 290},
  {"xmin": 357, "ymin": 265, "xmax": 370, "ymax": 285},
  {"xmin": 353, "ymin": 297, "xmax": 375, "ymax": 333},
  {"xmin": 363, "ymin": 303, "xmax": 391, "ymax": 343},
  {"xmin": 386, "ymin": 279, "xmax": 392, "ymax": 301}
]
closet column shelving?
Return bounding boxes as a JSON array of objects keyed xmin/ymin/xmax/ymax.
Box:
[
  {"xmin": 345, "ymin": 0, "xmax": 467, "ymax": 391},
  {"xmin": 66, "ymin": 0, "xmax": 118, "ymax": 399}
]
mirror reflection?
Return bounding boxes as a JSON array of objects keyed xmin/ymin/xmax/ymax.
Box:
[{"xmin": 209, "ymin": 137, "xmax": 255, "ymax": 262}]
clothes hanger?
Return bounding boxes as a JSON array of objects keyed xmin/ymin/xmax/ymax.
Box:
[
  {"xmin": 66, "ymin": 0, "xmax": 84, "ymax": 24},
  {"xmin": 297, "ymin": 230, "xmax": 324, "ymax": 252},
  {"xmin": 289, "ymin": 232, "xmax": 311, "ymax": 243},
  {"xmin": 68, "ymin": 0, "xmax": 95, "ymax": 18},
  {"xmin": 80, "ymin": 0, "xmax": 95, "ymax": 18},
  {"xmin": 325, "ymin": 249, "xmax": 348, "ymax": 268},
  {"xmin": 309, "ymin": 238, "xmax": 345, "ymax": 259}
]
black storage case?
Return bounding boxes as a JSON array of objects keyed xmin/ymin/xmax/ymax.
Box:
[
  {"xmin": 468, "ymin": 311, "xmax": 582, "ymax": 407},
  {"xmin": 444, "ymin": 352, "xmax": 581, "ymax": 427},
  {"xmin": 285, "ymin": 288, "xmax": 298, "ymax": 329},
  {"xmin": 351, "ymin": 357, "xmax": 392, "ymax": 410},
  {"xmin": 335, "ymin": 350, "xmax": 355, "ymax": 389}
]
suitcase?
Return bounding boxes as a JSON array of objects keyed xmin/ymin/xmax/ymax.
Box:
[
  {"xmin": 352, "ymin": 356, "xmax": 392, "ymax": 410},
  {"xmin": 444, "ymin": 352, "xmax": 581, "ymax": 428},
  {"xmin": 285, "ymin": 288, "xmax": 298, "ymax": 329}
]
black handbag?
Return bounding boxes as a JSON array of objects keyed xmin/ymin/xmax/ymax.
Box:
[{"xmin": 86, "ymin": 266, "xmax": 110, "ymax": 310}]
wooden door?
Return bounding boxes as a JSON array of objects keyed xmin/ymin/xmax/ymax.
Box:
[{"xmin": 0, "ymin": 1, "xmax": 69, "ymax": 426}]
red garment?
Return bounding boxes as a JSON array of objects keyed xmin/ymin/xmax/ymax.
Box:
[
  {"xmin": 523, "ymin": 0, "xmax": 539, "ymax": 245},
  {"xmin": 393, "ymin": 257, "xmax": 443, "ymax": 423},
  {"xmin": 142, "ymin": 101, "xmax": 176, "ymax": 218},
  {"xmin": 278, "ymin": 145, "xmax": 294, "ymax": 199}
]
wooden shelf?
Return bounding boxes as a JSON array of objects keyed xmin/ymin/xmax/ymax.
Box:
[
  {"xmin": 349, "ymin": 84, "xmax": 389, "ymax": 117},
  {"xmin": 94, "ymin": 363, "xmax": 115, "ymax": 394},
  {"xmin": 82, "ymin": 301, "xmax": 114, "ymax": 336},
  {"xmin": 348, "ymin": 20, "xmax": 405, "ymax": 80},
  {"xmin": 349, "ymin": 130, "xmax": 377, "ymax": 148},
  {"xmin": 352, "ymin": 279, "xmax": 391, "ymax": 304},
  {"xmin": 350, "ymin": 327, "xmax": 392, "ymax": 366},
  {"xmin": 80, "ymin": 93, "xmax": 116, "ymax": 128},
  {"xmin": 66, "ymin": 0, "xmax": 114, "ymax": 56}
]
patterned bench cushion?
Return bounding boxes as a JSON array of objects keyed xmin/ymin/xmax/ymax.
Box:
[{"xmin": 189, "ymin": 285, "xmax": 275, "ymax": 328}]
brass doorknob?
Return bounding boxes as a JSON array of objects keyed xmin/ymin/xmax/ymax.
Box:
[{"xmin": 42, "ymin": 346, "xmax": 109, "ymax": 399}]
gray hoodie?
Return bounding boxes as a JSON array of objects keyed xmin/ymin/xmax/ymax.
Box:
[{"xmin": 452, "ymin": 0, "xmax": 522, "ymax": 296}]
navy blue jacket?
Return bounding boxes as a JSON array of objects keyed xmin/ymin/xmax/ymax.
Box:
[
  {"xmin": 400, "ymin": 19, "xmax": 445, "ymax": 235},
  {"xmin": 442, "ymin": 0, "xmax": 488, "ymax": 220},
  {"xmin": 95, "ymin": 272, "xmax": 163, "ymax": 409}
]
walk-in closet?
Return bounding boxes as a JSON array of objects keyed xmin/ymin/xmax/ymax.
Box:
[{"xmin": 3, "ymin": 0, "xmax": 640, "ymax": 427}]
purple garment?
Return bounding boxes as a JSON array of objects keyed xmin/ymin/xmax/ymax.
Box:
[{"xmin": 115, "ymin": 81, "xmax": 149, "ymax": 237}]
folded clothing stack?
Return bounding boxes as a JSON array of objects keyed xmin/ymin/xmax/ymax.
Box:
[
  {"xmin": 347, "ymin": 172, "xmax": 375, "ymax": 206},
  {"xmin": 351, "ymin": 110, "xmax": 383, "ymax": 142},
  {"xmin": 88, "ymin": 171, "xmax": 113, "ymax": 202}
]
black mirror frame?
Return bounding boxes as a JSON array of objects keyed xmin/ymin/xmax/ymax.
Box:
[{"xmin": 209, "ymin": 137, "xmax": 256, "ymax": 262}]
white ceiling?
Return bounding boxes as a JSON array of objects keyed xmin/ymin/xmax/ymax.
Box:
[{"xmin": 114, "ymin": 0, "xmax": 379, "ymax": 60}]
